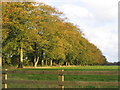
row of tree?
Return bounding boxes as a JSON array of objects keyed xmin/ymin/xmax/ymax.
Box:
[{"xmin": 2, "ymin": 2, "xmax": 107, "ymax": 68}]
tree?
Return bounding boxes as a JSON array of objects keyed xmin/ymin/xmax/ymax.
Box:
[
  {"xmin": 2, "ymin": 2, "xmax": 40, "ymax": 68},
  {"xmin": 2, "ymin": 2, "xmax": 107, "ymax": 68}
]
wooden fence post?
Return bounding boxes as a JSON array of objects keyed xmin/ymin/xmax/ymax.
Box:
[
  {"xmin": 58, "ymin": 70, "xmax": 64, "ymax": 90},
  {"xmin": 2, "ymin": 69, "xmax": 7, "ymax": 88}
]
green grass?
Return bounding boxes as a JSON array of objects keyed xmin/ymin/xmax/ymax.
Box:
[
  {"xmin": 4, "ymin": 65, "xmax": 119, "ymax": 70},
  {"xmin": 9, "ymin": 74, "xmax": 118, "ymax": 82},
  {"xmin": 43, "ymin": 65, "xmax": 119, "ymax": 70},
  {"xmin": 4, "ymin": 66, "xmax": 119, "ymax": 88}
]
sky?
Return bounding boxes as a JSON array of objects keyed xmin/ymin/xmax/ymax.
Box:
[{"xmin": 35, "ymin": 0, "xmax": 119, "ymax": 62}]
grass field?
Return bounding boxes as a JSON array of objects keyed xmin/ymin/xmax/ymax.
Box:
[{"xmin": 4, "ymin": 66, "xmax": 119, "ymax": 88}]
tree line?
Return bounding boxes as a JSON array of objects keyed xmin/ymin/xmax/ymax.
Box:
[{"xmin": 2, "ymin": 2, "xmax": 107, "ymax": 68}]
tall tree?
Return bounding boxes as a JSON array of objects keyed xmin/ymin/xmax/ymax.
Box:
[
  {"xmin": 2, "ymin": 2, "xmax": 40, "ymax": 68},
  {"xmin": 2, "ymin": 2, "xmax": 107, "ymax": 67}
]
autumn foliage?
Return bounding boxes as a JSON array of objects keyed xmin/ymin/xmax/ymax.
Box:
[{"xmin": 2, "ymin": 2, "xmax": 107, "ymax": 68}]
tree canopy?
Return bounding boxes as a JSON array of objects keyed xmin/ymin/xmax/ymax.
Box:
[{"xmin": 2, "ymin": 2, "xmax": 107, "ymax": 68}]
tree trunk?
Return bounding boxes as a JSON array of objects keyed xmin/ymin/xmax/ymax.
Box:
[
  {"xmin": 66, "ymin": 62, "xmax": 68, "ymax": 66},
  {"xmin": 41, "ymin": 60, "xmax": 44, "ymax": 66},
  {"xmin": 34, "ymin": 57, "xmax": 39, "ymax": 67},
  {"xmin": 18, "ymin": 47, "xmax": 23, "ymax": 68},
  {"xmin": 46, "ymin": 60, "xmax": 47, "ymax": 66},
  {"xmin": 33, "ymin": 56, "xmax": 36, "ymax": 67},
  {"xmin": 50, "ymin": 59, "xmax": 52, "ymax": 66}
]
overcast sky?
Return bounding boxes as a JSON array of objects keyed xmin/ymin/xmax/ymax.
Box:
[{"xmin": 35, "ymin": 0, "xmax": 118, "ymax": 62}]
